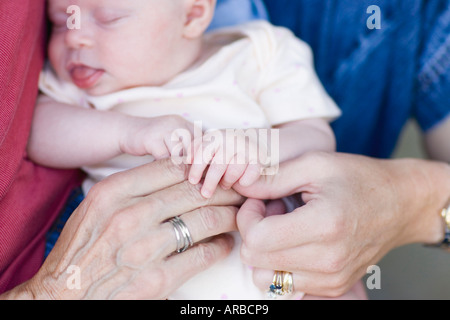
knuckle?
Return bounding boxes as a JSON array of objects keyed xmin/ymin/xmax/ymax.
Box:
[
  {"xmin": 160, "ymin": 158, "xmax": 190, "ymax": 180},
  {"xmin": 240, "ymin": 221, "xmax": 267, "ymax": 260},
  {"xmin": 86, "ymin": 179, "xmax": 114, "ymax": 207},
  {"xmin": 147, "ymin": 197, "xmax": 168, "ymax": 221},
  {"xmin": 107, "ymin": 211, "xmax": 139, "ymax": 240},
  {"xmin": 183, "ymin": 181, "xmax": 207, "ymax": 204},
  {"xmin": 194, "ymin": 243, "xmax": 217, "ymax": 270},
  {"xmin": 243, "ymin": 234, "xmax": 259, "ymax": 252},
  {"xmin": 118, "ymin": 230, "xmax": 164, "ymax": 267},
  {"xmin": 198, "ymin": 206, "xmax": 221, "ymax": 232},
  {"xmin": 327, "ymin": 274, "xmax": 352, "ymax": 297},
  {"xmin": 332, "ymin": 286, "xmax": 351, "ymax": 298},
  {"xmin": 152, "ymin": 145, "xmax": 169, "ymax": 159},
  {"xmin": 321, "ymin": 215, "xmax": 346, "ymax": 241},
  {"xmin": 320, "ymin": 250, "xmax": 347, "ymax": 274},
  {"xmin": 207, "ymin": 163, "xmax": 226, "ymax": 176},
  {"xmin": 224, "ymin": 166, "xmax": 243, "ymax": 183},
  {"xmin": 241, "ymin": 226, "xmax": 265, "ymax": 252}
]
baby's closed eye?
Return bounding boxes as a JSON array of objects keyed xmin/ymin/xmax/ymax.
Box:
[{"xmin": 93, "ymin": 8, "xmax": 130, "ymax": 25}]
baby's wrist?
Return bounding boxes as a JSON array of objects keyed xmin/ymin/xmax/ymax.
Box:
[{"xmin": 117, "ymin": 115, "xmax": 150, "ymax": 155}]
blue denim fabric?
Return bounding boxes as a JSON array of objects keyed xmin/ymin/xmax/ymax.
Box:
[
  {"xmin": 44, "ymin": 187, "xmax": 84, "ymax": 260},
  {"xmin": 263, "ymin": 0, "xmax": 450, "ymax": 158},
  {"xmin": 209, "ymin": 0, "xmax": 268, "ymax": 30}
]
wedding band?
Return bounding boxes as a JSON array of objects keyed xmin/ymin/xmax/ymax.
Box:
[
  {"xmin": 169, "ymin": 216, "xmax": 193, "ymax": 253},
  {"xmin": 171, "ymin": 220, "xmax": 183, "ymax": 252},
  {"xmin": 282, "ymin": 271, "xmax": 294, "ymax": 295},
  {"xmin": 267, "ymin": 271, "xmax": 294, "ymax": 298}
]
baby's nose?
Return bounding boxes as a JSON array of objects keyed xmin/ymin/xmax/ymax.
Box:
[{"xmin": 64, "ymin": 27, "xmax": 94, "ymax": 49}]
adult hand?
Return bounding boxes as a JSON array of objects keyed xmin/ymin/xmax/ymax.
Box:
[
  {"xmin": 234, "ymin": 152, "xmax": 449, "ymax": 297},
  {"xmin": 3, "ymin": 159, "xmax": 244, "ymax": 299}
]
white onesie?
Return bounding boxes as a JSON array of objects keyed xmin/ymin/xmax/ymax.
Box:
[{"xmin": 39, "ymin": 21, "xmax": 341, "ymax": 300}]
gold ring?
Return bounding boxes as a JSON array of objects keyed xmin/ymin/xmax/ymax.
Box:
[{"xmin": 267, "ymin": 270, "xmax": 294, "ymax": 298}]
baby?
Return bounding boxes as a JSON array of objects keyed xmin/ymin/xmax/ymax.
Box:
[{"xmin": 29, "ymin": 0, "xmax": 341, "ymax": 299}]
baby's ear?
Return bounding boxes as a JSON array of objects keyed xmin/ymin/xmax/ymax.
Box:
[{"xmin": 182, "ymin": 0, "xmax": 216, "ymax": 39}]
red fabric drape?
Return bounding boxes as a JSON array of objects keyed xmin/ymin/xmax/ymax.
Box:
[{"xmin": 0, "ymin": 0, "xmax": 82, "ymax": 294}]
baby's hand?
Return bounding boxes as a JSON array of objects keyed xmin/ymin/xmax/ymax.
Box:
[
  {"xmin": 119, "ymin": 115, "xmax": 194, "ymax": 160},
  {"xmin": 188, "ymin": 129, "xmax": 270, "ymax": 198}
]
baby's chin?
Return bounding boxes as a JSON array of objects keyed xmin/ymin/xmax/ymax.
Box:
[
  {"xmin": 83, "ymin": 87, "xmax": 115, "ymax": 97},
  {"xmin": 81, "ymin": 79, "xmax": 151, "ymax": 97},
  {"xmin": 81, "ymin": 82, "xmax": 123, "ymax": 97},
  {"xmin": 79, "ymin": 76, "xmax": 170, "ymax": 96}
]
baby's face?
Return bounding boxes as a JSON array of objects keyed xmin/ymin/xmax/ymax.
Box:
[{"xmin": 47, "ymin": 0, "xmax": 195, "ymax": 95}]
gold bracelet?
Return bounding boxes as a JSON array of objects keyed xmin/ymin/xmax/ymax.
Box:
[{"xmin": 438, "ymin": 198, "xmax": 450, "ymax": 249}]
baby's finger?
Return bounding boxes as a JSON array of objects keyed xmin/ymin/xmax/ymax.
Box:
[
  {"xmin": 189, "ymin": 140, "xmax": 213, "ymax": 185},
  {"xmin": 238, "ymin": 164, "xmax": 262, "ymax": 187},
  {"xmin": 165, "ymin": 130, "xmax": 192, "ymax": 159},
  {"xmin": 152, "ymin": 142, "xmax": 170, "ymax": 160},
  {"xmin": 186, "ymin": 135, "xmax": 202, "ymax": 165},
  {"xmin": 221, "ymin": 162, "xmax": 248, "ymax": 190},
  {"xmin": 201, "ymin": 161, "xmax": 228, "ymax": 198}
]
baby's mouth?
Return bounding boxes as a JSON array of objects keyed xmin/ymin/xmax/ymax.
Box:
[{"xmin": 69, "ymin": 65, "xmax": 105, "ymax": 89}]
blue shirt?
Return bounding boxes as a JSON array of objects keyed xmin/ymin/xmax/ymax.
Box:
[
  {"xmin": 213, "ymin": 0, "xmax": 450, "ymax": 158},
  {"xmin": 209, "ymin": 0, "xmax": 268, "ymax": 30}
]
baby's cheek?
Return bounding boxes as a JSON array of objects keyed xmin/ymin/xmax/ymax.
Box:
[{"xmin": 48, "ymin": 43, "xmax": 66, "ymax": 78}]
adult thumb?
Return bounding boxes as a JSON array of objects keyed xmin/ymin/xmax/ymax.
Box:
[{"xmin": 233, "ymin": 152, "xmax": 327, "ymax": 200}]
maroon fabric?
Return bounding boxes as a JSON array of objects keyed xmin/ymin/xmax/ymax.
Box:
[{"xmin": 0, "ymin": 0, "xmax": 82, "ymax": 294}]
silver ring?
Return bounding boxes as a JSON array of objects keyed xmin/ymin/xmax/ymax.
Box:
[{"xmin": 169, "ymin": 216, "xmax": 193, "ymax": 253}]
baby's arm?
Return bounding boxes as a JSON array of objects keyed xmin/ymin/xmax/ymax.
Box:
[
  {"xmin": 28, "ymin": 95, "xmax": 194, "ymax": 168},
  {"xmin": 275, "ymin": 118, "xmax": 336, "ymax": 163},
  {"xmin": 28, "ymin": 95, "xmax": 126, "ymax": 168}
]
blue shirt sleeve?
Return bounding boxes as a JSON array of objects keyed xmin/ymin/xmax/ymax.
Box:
[
  {"xmin": 263, "ymin": 0, "xmax": 450, "ymax": 158},
  {"xmin": 208, "ymin": 0, "xmax": 268, "ymax": 31},
  {"xmin": 414, "ymin": 1, "xmax": 450, "ymax": 132}
]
